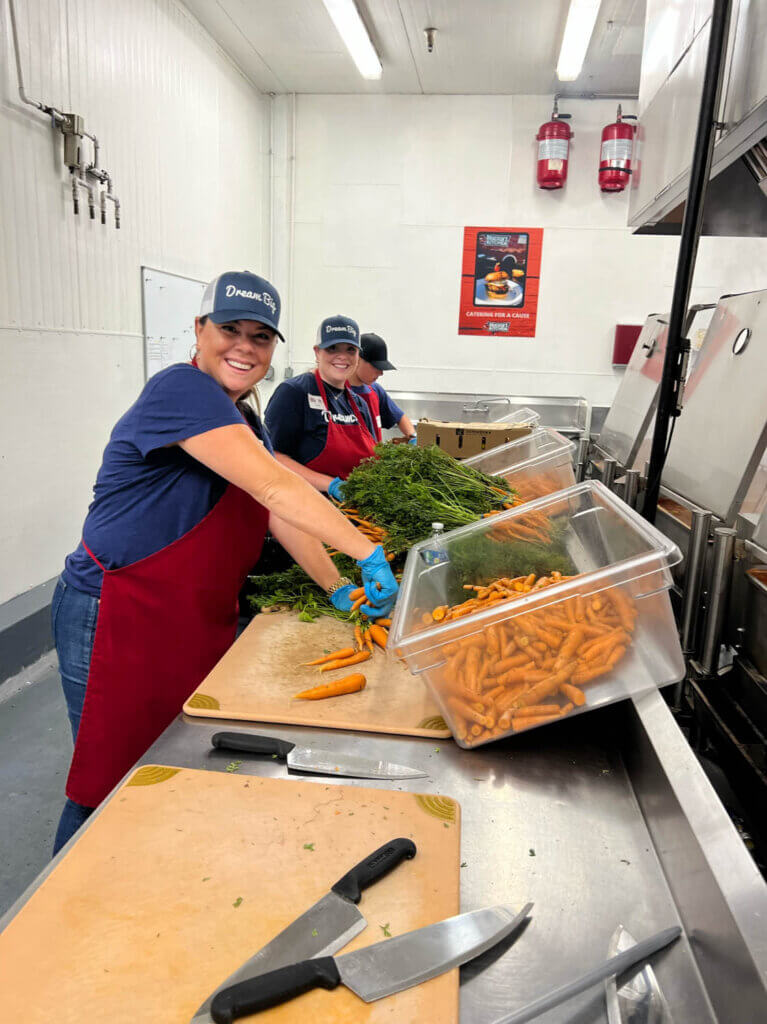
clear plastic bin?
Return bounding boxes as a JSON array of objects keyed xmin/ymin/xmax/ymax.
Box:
[
  {"xmin": 389, "ymin": 480, "xmax": 684, "ymax": 748},
  {"xmin": 463, "ymin": 426, "xmax": 577, "ymax": 503}
]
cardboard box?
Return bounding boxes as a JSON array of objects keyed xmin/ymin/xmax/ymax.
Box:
[{"xmin": 416, "ymin": 419, "xmax": 531, "ymax": 459}]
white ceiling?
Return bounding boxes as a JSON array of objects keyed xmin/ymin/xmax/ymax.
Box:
[{"xmin": 182, "ymin": 0, "xmax": 645, "ymax": 96}]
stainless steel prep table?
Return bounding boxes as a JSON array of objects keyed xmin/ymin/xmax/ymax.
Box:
[{"xmin": 7, "ymin": 688, "xmax": 766, "ymax": 1022}]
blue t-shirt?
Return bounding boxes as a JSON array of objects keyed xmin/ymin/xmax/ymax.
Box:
[
  {"xmin": 63, "ymin": 363, "xmax": 273, "ymax": 597},
  {"xmin": 265, "ymin": 372, "xmax": 376, "ymax": 465},
  {"xmin": 350, "ymin": 382, "xmax": 404, "ymax": 432}
]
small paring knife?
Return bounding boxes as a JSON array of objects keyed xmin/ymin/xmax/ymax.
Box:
[
  {"xmin": 211, "ymin": 731, "xmax": 427, "ymax": 780},
  {"xmin": 191, "ymin": 837, "xmax": 417, "ymax": 1024}
]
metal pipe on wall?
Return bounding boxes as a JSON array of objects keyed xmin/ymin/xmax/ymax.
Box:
[
  {"xmin": 680, "ymin": 509, "xmax": 712, "ymax": 654},
  {"xmin": 699, "ymin": 527, "xmax": 737, "ymax": 675},
  {"xmin": 623, "ymin": 469, "xmax": 640, "ymax": 509},
  {"xmin": 643, "ymin": 0, "xmax": 733, "ymax": 524}
]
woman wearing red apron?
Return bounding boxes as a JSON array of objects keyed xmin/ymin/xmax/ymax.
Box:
[
  {"xmin": 52, "ymin": 276, "xmax": 398, "ymax": 854},
  {"xmin": 265, "ymin": 315, "xmax": 378, "ymax": 503}
]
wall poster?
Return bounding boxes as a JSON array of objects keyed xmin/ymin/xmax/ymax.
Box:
[{"xmin": 458, "ymin": 226, "xmax": 543, "ymax": 337}]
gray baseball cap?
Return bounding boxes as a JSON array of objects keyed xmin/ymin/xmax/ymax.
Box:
[{"xmin": 200, "ymin": 271, "xmax": 284, "ymax": 341}]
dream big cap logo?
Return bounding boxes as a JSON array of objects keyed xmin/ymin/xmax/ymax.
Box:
[
  {"xmin": 316, "ymin": 314, "xmax": 361, "ymax": 350},
  {"xmin": 200, "ymin": 271, "xmax": 284, "ymax": 341}
]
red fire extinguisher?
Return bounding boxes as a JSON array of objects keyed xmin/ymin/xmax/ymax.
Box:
[
  {"xmin": 598, "ymin": 105, "xmax": 638, "ymax": 192},
  {"xmin": 536, "ymin": 100, "xmax": 573, "ymax": 190}
]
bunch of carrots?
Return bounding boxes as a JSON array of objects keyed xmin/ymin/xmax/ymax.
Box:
[
  {"xmin": 482, "ymin": 496, "xmax": 554, "ymax": 545},
  {"xmin": 293, "ymin": 614, "xmax": 392, "ymax": 701},
  {"xmin": 326, "ymin": 510, "xmax": 395, "ymax": 562},
  {"xmin": 427, "ymin": 574, "xmax": 637, "ymax": 745}
]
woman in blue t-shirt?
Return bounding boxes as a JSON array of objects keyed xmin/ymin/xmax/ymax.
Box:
[
  {"xmin": 265, "ymin": 315, "xmax": 378, "ymax": 502},
  {"xmin": 52, "ymin": 272, "xmax": 398, "ymax": 854}
]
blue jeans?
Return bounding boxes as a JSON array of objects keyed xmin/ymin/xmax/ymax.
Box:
[{"xmin": 51, "ymin": 577, "xmax": 100, "ymax": 855}]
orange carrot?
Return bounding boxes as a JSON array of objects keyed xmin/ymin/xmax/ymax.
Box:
[
  {"xmin": 351, "ymin": 594, "xmax": 366, "ymax": 613},
  {"xmin": 559, "ymin": 682, "xmax": 586, "ymax": 706},
  {"xmin": 354, "ymin": 624, "xmax": 364, "ymax": 652},
  {"xmin": 375, "ymin": 618, "xmax": 392, "ymax": 627},
  {"xmin": 319, "ymin": 651, "xmax": 371, "ymax": 672},
  {"xmin": 513, "ymin": 704, "xmax": 562, "ymax": 718},
  {"xmin": 350, "ymin": 587, "xmax": 365, "ymax": 600},
  {"xmin": 364, "ymin": 630, "xmax": 375, "ymax": 655},
  {"xmin": 294, "ymin": 673, "xmax": 366, "ymax": 700},
  {"xmin": 369, "ymin": 625, "xmax": 389, "ymax": 650},
  {"xmin": 305, "ymin": 647, "xmax": 355, "ymax": 666}
]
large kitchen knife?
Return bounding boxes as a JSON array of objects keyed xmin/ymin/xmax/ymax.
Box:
[
  {"xmin": 211, "ymin": 731, "xmax": 427, "ymax": 780},
  {"xmin": 191, "ymin": 837, "xmax": 416, "ymax": 1024},
  {"xmin": 209, "ymin": 902, "xmax": 533, "ymax": 1023}
]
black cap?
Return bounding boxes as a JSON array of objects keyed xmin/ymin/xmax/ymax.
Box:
[{"xmin": 360, "ymin": 332, "xmax": 396, "ymax": 371}]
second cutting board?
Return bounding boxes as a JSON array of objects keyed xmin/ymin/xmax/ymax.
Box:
[{"xmin": 184, "ymin": 611, "xmax": 451, "ymax": 738}]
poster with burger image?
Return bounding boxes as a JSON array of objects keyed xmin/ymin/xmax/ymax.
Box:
[{"xmin": 458, "ymin": 226, "xmax": 543, "ymax": 337}]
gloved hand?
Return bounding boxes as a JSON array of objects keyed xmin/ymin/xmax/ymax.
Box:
[
  {"xmin": 357, "ymin": 545, "xmax": 399, "ymax": 616},
  {"xmin": 327, "ymin": 477, "xmax": 346, "ymax": 502},
  {"xmin": 329, "ymin": 584, "xmax": 355, "ymax": 613},
  {"xmin": 330, "ymin": 583, "xmax": 388, "ymax": 619},
  {"xmin": 407, "ymin": 436, "xmax": 417, "ymax": 446}
]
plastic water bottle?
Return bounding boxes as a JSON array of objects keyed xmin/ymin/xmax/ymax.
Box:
[{"xmin": 422, "ymin": 522, "xmax": 449, "ymax": 566}]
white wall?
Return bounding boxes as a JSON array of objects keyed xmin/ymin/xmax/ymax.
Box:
[
  {"xmin": 287, "ymin": 93, "xmax": 767, "ymax": 405},
  {"xmin": 0, "ymin": 0, "xmax": 270, "ymax": 603}
]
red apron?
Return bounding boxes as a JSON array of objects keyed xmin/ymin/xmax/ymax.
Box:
[
  {"xmin": 358, "ymin": 385, "xmax": 383, "ymax": 443},
  {"xmin": 66, "ymin": 484, "xmax": 268, "ymax": 807},
  {"xmin": 306, "ymin": 370, "xmax": 376, "ymax": 479}
]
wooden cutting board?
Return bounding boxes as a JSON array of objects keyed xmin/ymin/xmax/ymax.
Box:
[
  {"xmin": 0, "ymin": 766, "xmax": 461, "ymax": 1023},
  {"xmin": 184, "ymin": 611, "xmax": 451, "ymax": 738}
]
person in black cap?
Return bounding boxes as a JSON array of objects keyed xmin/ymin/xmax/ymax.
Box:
[{"xmin": 348, "ymin": 333, "xmax": 416, "ymax": 444}]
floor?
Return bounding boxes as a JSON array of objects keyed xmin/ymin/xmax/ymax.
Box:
[{"xmin": 0, "ymin": 652, "xmax": 71, "ymax": 917}]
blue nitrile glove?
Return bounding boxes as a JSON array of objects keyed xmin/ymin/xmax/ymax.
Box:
[
  {"xmin": 330, "ymin": 584, "xmax": 385, "ymax": 619},
  {"xmin": 329, "ymin": 584, "xmax": 355, "ymax": 613},
  {"xmin": 328, "ymin": 477, "xmax": 346, "ymax": 502},
  {"xmin": 407, "ymin": 436, "xmax": 417, "ymax": 446},
  {"xmin": 357, "ymin": 545, "xmax": 399, "ymax": 615}
]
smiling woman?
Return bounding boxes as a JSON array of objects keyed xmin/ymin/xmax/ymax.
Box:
[
  {"xmin": 265, "ymin": 314, "xmax": 378, "ymax": 499},
  {"xmin": 50, "ymin": 274, "xmax": 399, "ymax": 855}
]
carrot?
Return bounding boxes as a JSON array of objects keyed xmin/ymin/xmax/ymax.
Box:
[
  {"xmin": 351, "ymin": 594, "xmax": 367, "ymax": 613},
  {"xmin": 447, "ymin": 697, "xmax": 495, "ymax": 729},
  {"xmin": 364, "ymin": 630, "xmax": 375, "ymax": 655},
  {"xmin": 559, "ymin": 682, "xmax": 586, "ymax": 706},
  {"xmin": 354, "ymin": 624, "xmax": 364, "ymax": 652},
  {"xmin": 294, "ymin": 674, "xmax": 366, "ymax": 700},
  {"xmin": 511, "ymin": 712, "xmax": 561, "ymax": 730},
  {"xmin": 350, "ymin": 587, "xmax": 365, "ymax": 600},
  {"xmin": 512, "ymin": 704, "xmax": 562, "ymax": 718},
  {"xmin": 319, "ymin": 651, "xmax": 371, "ymax": 672},
  {"xmin": 369, "ymin": 625, "xmax": 389, "ymax": 650},
  {"xmin": 610, "ymin": 589, "xmax": 637, "ymax": 631},
  {"xmin": 375, "ymin": 618, "xmax": 392, "ymax": 627},
  {"xmin": 305, "ymin": 647, "xmax": 356, "ymax": 666}
]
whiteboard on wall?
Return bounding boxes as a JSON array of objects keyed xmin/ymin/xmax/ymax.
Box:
[{"xmin": 141, "ymin": 266, "xmax": 206, "ymax": 379}]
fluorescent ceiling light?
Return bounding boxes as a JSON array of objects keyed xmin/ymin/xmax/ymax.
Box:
[
  {"xmin": 322, "ymin": 0, "xmax": 382, "ymax": 80},
  {"xmin": 557, "ymin": 0, "xmax": 602, "ymax": 81}
]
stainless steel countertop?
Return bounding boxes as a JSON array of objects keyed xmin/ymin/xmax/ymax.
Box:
[{"xmin": 132, "ymin": 704, "xmax": 710, "ymax": 1023}]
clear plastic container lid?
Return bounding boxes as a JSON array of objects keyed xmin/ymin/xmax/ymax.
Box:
[
  {"xmin": 390, "ymin": 480, "xmax": 682, "ymax": 667},
  {"xmin": 462, "ymin": 426, "xmax": 575, "ymax": 478},
  {"xmin": 498, "ymin": 406, "xmax": 541, "ymax": 428}
]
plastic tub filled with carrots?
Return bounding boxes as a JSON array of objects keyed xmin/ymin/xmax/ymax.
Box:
[
  {"xmin": 462, "ymin": 426, "xmax": 576, "ymax": 504},
  {"xmin": 388, "ymin": 480, "xmax": 684, "ymax": 748}
]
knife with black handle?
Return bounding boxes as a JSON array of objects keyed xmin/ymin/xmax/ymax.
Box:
[{"xmin": 211, "ymin": 731, "xmax": 427, "ymax": 780}]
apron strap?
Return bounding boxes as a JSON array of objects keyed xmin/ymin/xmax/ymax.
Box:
[
  {"xmin": 82, "ymin": 539, "xmax": 108, "ymax": 573},
  {"xmin": 313, "ymin": 370, "xmax": 373, "ymax": 437}
]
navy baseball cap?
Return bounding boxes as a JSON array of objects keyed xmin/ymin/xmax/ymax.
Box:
[
  {"xmin": 316, "ymin": 314, "xmax": 360, "ymax": 350},
  {"xmin": 200, "ymin": 271, "xmax": 284, "ymax": 341},
  {"xmin": 360, "ymin": 332, "xmax": 396, "ymax": 370}
]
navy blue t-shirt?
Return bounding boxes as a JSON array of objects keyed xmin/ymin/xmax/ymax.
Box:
[
  {"xmin": 265, "ymin": 372, "xmax": 376, "ymax": 465},
  {"xmin": 63, "ymin": 364, "xmax": 273, "ymax": 597},
  {"xmin": 350, "ymin": 382, "xmax": 404, "ymax": 432}
]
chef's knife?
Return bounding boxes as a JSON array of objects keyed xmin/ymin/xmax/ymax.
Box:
[
  {"xmin": 211, "ymin": 731, "xmax": 427, "ymax": 780},
  {"xmin": 209, "ymin": 902, "xmax": 533, "ymax": 1023},
  {"xmin": 492, "ymin": 925, "xmax": 682, "ymax": 1024},
  {"xmin": 191, "ymin": 838, "xmax": 416, "ymax": 1024}
]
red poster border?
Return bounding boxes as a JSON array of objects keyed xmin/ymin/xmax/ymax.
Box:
[{"xmin": 458, "ymin": 226, "xmax": 544, "ymax": 338}]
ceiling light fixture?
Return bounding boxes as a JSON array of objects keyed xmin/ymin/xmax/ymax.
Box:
[
  {"xmin": 321, "ymin": 0, "xmax": 382, "ymax": 80},
  {"xmin": 556, "ymin": 0, "xmax": 602, "ymax": 82}
]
